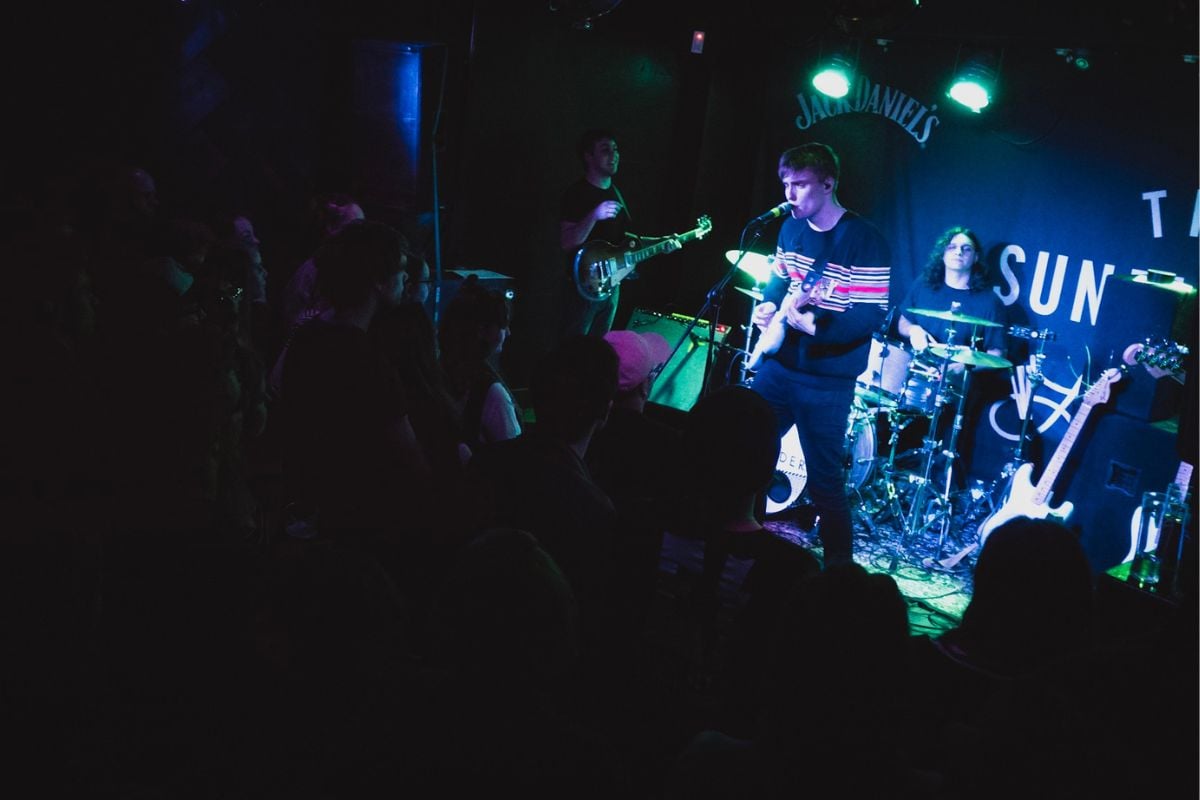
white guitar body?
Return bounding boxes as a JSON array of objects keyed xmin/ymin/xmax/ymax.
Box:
[
  {"xmin": 1123, "ymin": 460, "xmax": 1193, "ymax": 563},
  {"xmin": 977, "ymin": 368, "xmax": 1122, "ymax": 548},
  {"xmin": 978, "ymin": 462, "xmax": 1074, "ymax": 545}
]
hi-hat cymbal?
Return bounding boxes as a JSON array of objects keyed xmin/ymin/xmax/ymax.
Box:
[
  {"xmin": 726, "ymin": 250, "xmax": 776, "ymax": 285},
  {"xmin": 927, "ymin": 343, "xmax": 1013, "ymax": 369},
  {"xmin": 733, "ymin": 286, "xmax": 764, "ymax": 302},
  {"xmin": 905, "ymin": 307, "xmax": 1003, "ymax": 328}
]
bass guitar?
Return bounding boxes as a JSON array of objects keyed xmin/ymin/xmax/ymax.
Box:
[
  {"xmin": 977, "ymin": 367, "xmax": 1122, "ymax": 545},
  {"xmin": 744, "ymin": 274, "xmax": 838, "ymax": 372},
  {"xmin": 573, "ymin": 215, "xmax": 712, "ymax": 302}
]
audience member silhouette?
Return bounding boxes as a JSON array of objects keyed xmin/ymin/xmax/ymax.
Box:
[
  {"xmin": 666, "ymin": 385, "xmax": 821, "ymax": 708},
  {"xmin": 280, "ymin": 191, "xmax": 365, "ymax": 331},
  {"xmin": 464, "ymin": 335, "xmax": 636, "ymax": 693},
  {"xmin": 371, "ymin": 301, "xmax": 475, "ymax": 561},
  {"xmin": 411, "ymin": 527, "xmax": 631, "ymax": 797},
  {"xmin": 279, "ymin": 219, "xmax": 429, "ymax": 541},
  {"xmin": 438, "ymin": 275, "xmax": 523, "ymax": 450},
  {"xmin": 667, "ymin": 563, "xmax": 930, "ymax": 799},
  {"xmin": 906, "ymin": 516, "xmax": 1097, "ymax": 796}
]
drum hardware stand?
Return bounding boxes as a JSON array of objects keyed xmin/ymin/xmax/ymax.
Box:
[
  {"xmin": 930, "ymin": 364, "xmax": 976, "ymax": 561},
  {"xmin": 995, "ymin": 329, "xmax": 1055, "ymax": 490},
  {"xmin": 860, "ymin": 405, "xmax": 911, "ymax": 529},
  {"xmin": 889, "ymin": 329, "xmax": 964, "ymax": 572}
]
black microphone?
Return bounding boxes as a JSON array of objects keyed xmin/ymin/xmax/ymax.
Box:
[
  {"xmin": 876, "ymin": 304, "xmax": 898, "ymax": 338},
  {"xmin": 748, "ymin": 202, "xmax": 791, "ymax": 225}
]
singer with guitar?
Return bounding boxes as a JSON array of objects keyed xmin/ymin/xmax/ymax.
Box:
[
  {"xmin": 559, "ymin": 128, "xmax": 682, "ymax": 338},
  {"xmin": 749, "ymin": 142, "xmax": 891, "ymax": 567}
]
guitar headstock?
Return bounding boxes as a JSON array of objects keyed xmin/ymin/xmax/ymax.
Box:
[
  {"xmin": 695, "ymin": 215, "xmax": 713, "ymax": 239},
  {"xmin": 1122, "ymin": 338, "xmax": 1188, "ymax": 379},
  {"xmin": 1082, "ymin": 367, "xmax": 1122, "ymax": 407}
]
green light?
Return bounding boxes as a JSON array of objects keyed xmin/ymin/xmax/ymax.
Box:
[
  {"xmin": 948, "ymin": 79, "xmax": 990, "ymax": 113},
  {"xmin": 813, "ymin": 67, "xmax": 851, "ymax": 98}
]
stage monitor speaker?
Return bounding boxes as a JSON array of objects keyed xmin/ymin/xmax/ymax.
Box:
[
  {"xmin": 1058, "ymin": 409, "xmax": 1180, "ymax": 574},
  {"xmin": 626, "ymin": 308, "xmax": 731, "ymax": 412}
]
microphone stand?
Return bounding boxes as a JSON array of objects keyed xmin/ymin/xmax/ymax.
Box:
[
  {"xmin": 658, "ymin": 221, "xmax": 771, "ymax": 402},
  {"xmin": 999, "ymin": 327, "xmax": 1055, "ymax": 480}
]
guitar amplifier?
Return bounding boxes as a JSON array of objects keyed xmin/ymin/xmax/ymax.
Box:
[
  {"xmin": 626, "ymin": 308, "xmax": 731, "ymax": 412},
  {"xmin": 422, "ymin": 268, "xmax": 517, "ymax": 322},
  {"xmin": 1059, "ymin": 409, "xmax": 1180, "ymax": 574}
]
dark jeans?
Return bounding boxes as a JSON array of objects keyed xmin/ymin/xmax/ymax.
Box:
[{"xmin": 752, "ymin": 360, "xmax": 857, "ymax": 565}]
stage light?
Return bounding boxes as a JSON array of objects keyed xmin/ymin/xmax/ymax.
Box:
[
  {"xmin": 1055, "ymin": 47, "xmax": 1091, "ymax": 71},
  {"xmin": 812, "ymin": 53, "xmax": 855, "ymax": 99},
  {"xmin": 947, "ymin": 49, "xmax": 1000, "ymax": 113}
]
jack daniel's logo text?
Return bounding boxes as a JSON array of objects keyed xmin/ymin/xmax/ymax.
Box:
[{"xmin": 795, "ymin": 76, "xmax": 939, "ymax": 145}]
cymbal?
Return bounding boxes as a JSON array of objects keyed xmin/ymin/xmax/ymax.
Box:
[
  {"xmin": 905, "ymin": 307, "xmax": 1003, "ymax": 328},
  {"xmin": 927, "ymin": 343, "xmax": 1013, "ymax": 369},
  {"xmin": 726, "ymin": 250, "xmax": 776, "ymax": 285},
  {"xmin": 733, "ymin": 286, "xmax": 764, "ymax": 302}
]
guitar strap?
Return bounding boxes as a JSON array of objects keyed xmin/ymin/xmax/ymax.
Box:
[
  {"xmin": 802, "ymin": 212, "xmax": 849, "ymax": 293},
  {"xmin": 610, "ymin": 183, "xmax": 631, "ymax": 222}
]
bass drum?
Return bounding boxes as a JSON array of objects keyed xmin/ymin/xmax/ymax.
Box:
[{"xmin": 764, "ymin": 406, "xmax": 877, "ymax": 515}]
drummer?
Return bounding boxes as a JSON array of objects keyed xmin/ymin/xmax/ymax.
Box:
[
  {"xmin": 896, "ymin": 226, "xmax": 1009, "ymax": 484},
  {"xmin": 897, "ymin": 226, "xmax": 1007, "ymax": 373}
]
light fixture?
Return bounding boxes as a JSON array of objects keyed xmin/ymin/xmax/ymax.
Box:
[
  {"xmin": 1055, "ymin": 47, "xmax": 1091, "ymax": 71},
  {"xmin": 812, "ymin": 51, "xmax": 856, "ymax": 99},
  {"xmin": 548, "ymin": 0, "xmax": 625, "ymax": 31},
  {"xmin": 947, "ymin": 48, "xmax": 1001, "ymax": 113}
]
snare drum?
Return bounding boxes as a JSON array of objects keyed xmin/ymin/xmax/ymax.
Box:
[
  {"xmin": 764, "ymin": 405, "xmax": 877, "ymax": 514},
  {"xmin": 855, "ymin": 337, "xmax": 912, "ymax": 408}
]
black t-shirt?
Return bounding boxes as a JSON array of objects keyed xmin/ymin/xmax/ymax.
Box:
[
  {"xmin": 899, "ymin": 282, "xmax": 1007, "ymax": 354},
  {"xmin": 559, "ymin": 179, "xmax": 632, "ymax": 251}
]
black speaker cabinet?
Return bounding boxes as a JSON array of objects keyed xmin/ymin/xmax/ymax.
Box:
[
  {"xmin": 626, "ymin": 308, "xmax": 731, "ymax": 412},
  {"xmin": 1092, "ymin": 277, "xmax": 1188, "ymax": 421},
  {"xmin": 1058, "ymin": 409, "xmax": 1181, "ymax": 574}
]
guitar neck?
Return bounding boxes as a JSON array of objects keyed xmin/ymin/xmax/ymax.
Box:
[
  {"xmin": 628, "ymin": 229, "xmax": 702, "ymax": 264},
  {"xmin": 1032, "ymin": 400, "xmax": 1098, "ymax": 505},
  {"xmin": 1174, "ymin": 462, "xmax": 1194, "ymax": 491}
]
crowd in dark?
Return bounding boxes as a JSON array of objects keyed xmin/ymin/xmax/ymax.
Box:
[{"xmin": 2, "ymin": 161, "xmax": 1194, "ymax": 798}]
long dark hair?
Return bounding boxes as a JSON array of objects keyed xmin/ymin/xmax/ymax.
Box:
[{"xmin": 921, "ymin": 226, "xmax": 988, "ymax": 291}]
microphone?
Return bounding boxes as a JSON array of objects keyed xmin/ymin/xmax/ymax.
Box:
[
  {"xmin": 876, "ymin": 304, "xmax": 898, "ymax": 339},
  {"xmin": 748, "ymin": 202, "xmax": 791, "ymax": 225}
]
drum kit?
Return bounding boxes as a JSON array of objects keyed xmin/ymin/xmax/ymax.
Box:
[{"xmin": 831, "ymin": 307, "xmax": 1014, "ymax": 569}]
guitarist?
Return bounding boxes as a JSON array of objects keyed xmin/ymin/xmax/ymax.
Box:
[
  {"xmin": 750, "ymin": 142, "xmax": 891, "ymax": 567},
  {"xmin": 559, "ymin": 128, "xmax": 677, "ymax": 338}
]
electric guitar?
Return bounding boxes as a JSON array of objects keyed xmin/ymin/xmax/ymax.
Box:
[
  {"xmin": 1121, "ymin": 338, "xmax": 1189, "ymax": 382},
  {"xmin": 573, "ymin": 215, "xmax": 712, "ymax": 302},
  {"xmin": 1124, "ymin": 461, "xmax": 1193, "ymax": 563},
  {"xmin": 977, "ymin": 367, "xmax": 1123, "ymax": 546},
  {"xmin": 744, "ymin": 275, "xmax": 838, "ymax": 372}
]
